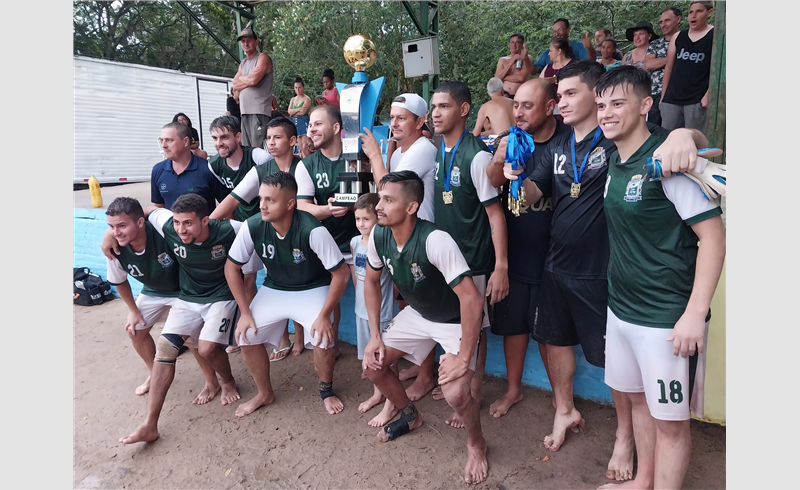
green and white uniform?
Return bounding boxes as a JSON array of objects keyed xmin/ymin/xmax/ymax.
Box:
[
  {"xmin": 228, "ymin": 155, "xmax": 302, "ymax": 219},
  {"xmin": 106, "ymin": 221, "xmax": 180, "ymax": 330},
  {"xmin": 602, "ymin": 133, "xmax": 722, "ymax": 421},
  {"xmin": 295, "ymin": 151, "xmax": 358, "ymax": 263},
  {"xmin": 434, "ymin": 132, "xmax": 498, "ymax": 327},
  {"xmin": 367, "ymin": 220, "xmax": 479, "ymax": 370},
  {"xmin": 149, "ymin": 208, "xmax": 261, "ymax": 346},
  {"xmin": 228, "ymin": 209, "xmax": 345, "ymax": 350},
  {"xmin": 209, "ymin": 146, "xmax": 273, "ymax": 221}
]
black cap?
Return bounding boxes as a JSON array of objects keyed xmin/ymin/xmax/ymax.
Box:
[
  {"xmin": 237, "ymin": 28, "xmax": 257, "ymax": 41},
  {"xmin": 625, "ymin": 21, "xmax": 659, "ymax": 42}
]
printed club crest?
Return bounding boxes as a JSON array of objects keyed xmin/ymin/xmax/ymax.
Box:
[
  {"xmin": 411, "ymin": 263, "xmax": 426, "ymax": 282},
  {"xmin": 157, "ymin": 252, "xmax": 174, "ymax": 268},
  {"xmin": 624, "ymin": 175, "xmax": 644, "ymax": 202},
  {"xmin": 450, "ymin": 166, "xmax": 461, "ymax": 187},
  {"xmin": 293, "ymin": 248, "xmax": 306, "ymax": 264},
  {"xmin": 587, "ymin": 147, "xmax": 607, "ymax": 170},
  {"xmin": 211, "ymin": 245, "xmax": 226, "ymax": 260}
]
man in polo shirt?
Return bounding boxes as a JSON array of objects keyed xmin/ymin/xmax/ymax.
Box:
[
  {"xmin": 151, "ymin": 122, "xmax": 227, "ymax": 216},
  {"xmin": 533, "ymin": 19, "xmax": 595, "ymax": 76}
]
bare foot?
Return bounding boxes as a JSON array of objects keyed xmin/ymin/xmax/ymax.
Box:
[
  {"xmin": 399, "ymin": 364, "xmax": 421, "ymax": 381},
  {"xmin": 597, "ymin": 480, "xmax": 648, "ymax": 490},
  {"xmin": 134, "ymin": 375, "xmax": 151, "ymax": 396},
  {"xmin": 193, "ymin": 382, "xmax": 220, "ymax": 405},
  {"xmin": 220, "ymin": 379, "xmax": 241, "ymax": 406},
  {"xmin": 464, "ymin": 441, "xmax": 489, "ymax": 485},
  {"xmin": 358, "ymin": 392, "xmax": 385, "ymax": 414},
  {"xmin": 226, "ymin": 345, "xmax": 240, "ymax": 354},
  {"xmin": 606, "ymin": 434, "xmax": 635, "ymax": 481},
  {"xmin": 445, "ymin": 411, "xmax": 465, "ymax": 429},
  {"xmin": 368, "ymin": 402, "xmax": 398, "ymax": 427},
  {"xmin": 376, "ymin": 412, "xmax": 423, "ymax": 442},
  {"xmin": 489, "ymin": 390, "xmax": 523, "ymax": 418},
  {"xmin": 323, "ymin": 396, "xmax": 344, "ymax": 414},
  {"xmin": 543, "ymin": 409, "xmax": 585, "ymax": 452},
  {"xmin": 235, "ymin": 392, "xmax": 275, "ymax": 418},
  {"xmin": 431, "ymin": 386, "xmax": 445, "ymax": 401},
  {"xmin": 119, "ymin": 423, "xmax": 159, "ymax": 445},
  {"xmin": 292, "ymin": 341, "xmax": 304, "ymax": 356},
  {"xmin": 405, "ymin": 376, "xmax": 435, "ymax": 402}
]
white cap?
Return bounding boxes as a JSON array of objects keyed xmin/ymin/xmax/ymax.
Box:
[{"xmin": 391, "ymin": 93, "xmax": 427, "ymax": 118}]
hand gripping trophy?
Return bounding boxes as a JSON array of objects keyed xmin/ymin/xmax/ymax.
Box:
[{"xmin": 333, "ymin": 33, "xmax": 386, "ymax": 206}]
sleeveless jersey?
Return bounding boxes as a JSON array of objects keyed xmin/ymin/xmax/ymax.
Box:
[
  {"xmin": 111, "ymin": 221, "xmax": 180, "ymax": 297},
  {"xmin": 434, "ymin": 133, "xmax": 496, "ymax": 275},
  {"xmin": 296, "ymin": 151, "xmax": 358, "ymax": 254},
  {"xmin": 371, "ymin": 221, "xmax": 462, "ymax": 324},
  {"xmin": 662, "ymin": 28, "xmax": 714, "ymax": 105},
  {"xmin": 209, "ymin": 146, "xmax": 259, "ymax": 221}
]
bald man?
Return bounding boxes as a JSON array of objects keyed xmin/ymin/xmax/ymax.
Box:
[
  {"xmin": 472, "ymin": 78, "xmax": 515, "ymax": 138},
  {"xmin": 485, "ymin": 78, "xmax": 572, "ymax": 420}
]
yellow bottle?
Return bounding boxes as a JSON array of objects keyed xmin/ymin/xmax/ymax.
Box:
[{"xmin": 88, "ymin": 175, "xmax": 103, "ymax": 208}]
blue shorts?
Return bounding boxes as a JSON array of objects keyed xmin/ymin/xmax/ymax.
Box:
[{"xmin": 292, "ymin": 114, "xmax": 310, "ymax": 136}]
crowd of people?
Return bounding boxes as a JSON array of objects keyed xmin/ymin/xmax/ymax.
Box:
[{"xmin": 100, "ymin": 2, "xmax": 724, "ymax": 488}]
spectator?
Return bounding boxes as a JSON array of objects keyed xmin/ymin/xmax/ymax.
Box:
[
  {"xmin": 645, "ymin": 6, "xmax": 684, "ymax": 127},
  {"xmin": 494, "ymin": 32, "xmax": 535, "ymax": 97},
  {"xmin": 533, "ymin": 18, "xmax": 595, "ymax": 76},
  {"xmin": 599, "ymin": 39, "xmax": 622, "ymax": 70},
  {"xmin": 288, "ymin": 76, "xmax": 312, "ymax": 157},
  {"xmin": 661, "ymin": 1, "xmax": 715, "ymax": 131},
  {"xmin": 594, "ymin": 28, "xmax": 623, "ymax": 61},
  {"xmin": 226, "ymin": 89, "xmax": 241, "ymax": 119},
  {"xmin": 315, "ymin": 68, "xmax": 340, "ymax": 109},
  {"xmin": 172, "ymin": 113, "xmax": 208, "ymax": 160},
  {"xmin": 232, "ymin": 27, "xmax": 275, "ymax": 149},
  {"xmin": 622, "ymin": 21, "xmax": 659, "ymax": 69},
  {"xmin": 472, "ymin": 78, "xmax": 515, "ymax": 137},
  {"xmin": 539, "ymin": 38, "xmax": 576, "ymax": 80}
]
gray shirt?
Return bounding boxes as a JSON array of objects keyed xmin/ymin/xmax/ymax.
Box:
[{"xmin": 239, "ymin": 53, "xmax": 274, "ymax": 115}]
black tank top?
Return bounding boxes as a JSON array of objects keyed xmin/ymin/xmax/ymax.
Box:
[{"xmin": 663, "ymin": 28, "xmax": 714, "ymax": 105}]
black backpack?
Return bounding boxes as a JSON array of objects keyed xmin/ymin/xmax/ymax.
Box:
[{"xmin": 73, "ymin": 267, "xmax": 115, "ymax": 306}]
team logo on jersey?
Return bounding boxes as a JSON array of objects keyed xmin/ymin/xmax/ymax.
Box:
[
  {"xmin": 624, "ymin": 175, "xmax": 644, "ymax": 202},
  {"xmin": 450, "ymin": 166, "xmax": 461, "ymax": 187},
  {"xmin": 211, "ymin": 245, "xmax": 227, "ymax": 260},
  {"xmin": 586, "ymin": 147, "xmax": 607, "ymax": 170},
  {"xmin": 411, "ymin": 263, "xmax": 426, "ymax": 282},
  {"xmin": 292, "ymin": 248, "xmax": 306, "ymax": 264},
  {"xmin": 157, "ymin": 252, "xmax": 174, "ymax": 268},
  {"xmin": 160, "ymin": 183, "xmax": 167, "ymax": 192}
]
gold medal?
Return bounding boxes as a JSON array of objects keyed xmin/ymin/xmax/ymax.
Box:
[
  {"xmin": 570, "ymin": 183, "xmax": 581, "ymax": 198},
  {"xmin": 443, "ymin": 190, "xmax": 454, "ymax": 204}
]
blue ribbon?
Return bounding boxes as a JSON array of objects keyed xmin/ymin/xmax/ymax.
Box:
[
  {"xmin": 441, "ymin": 130, "xmax": 467, "ymax": 192},
  {"xmin": 571, "ymin": 126, "xmax": 603, "ymax": 186},
  {"xmin": 506, "ymin": 127, "xmax": 535, "ymax": 202}
]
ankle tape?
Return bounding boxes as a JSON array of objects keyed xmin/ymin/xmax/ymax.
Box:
[
  {"xmin": 400, "ymin": 402, "xmax": 418, "ymax": 421},
  {"xmin": 319, "ymin": 380, "xmax": 335, "ymax": 400}
]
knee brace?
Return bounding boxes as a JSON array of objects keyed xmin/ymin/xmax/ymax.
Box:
[{"xmin": 155, "ymin": 334, "xmax": 185, "ymax": 365}]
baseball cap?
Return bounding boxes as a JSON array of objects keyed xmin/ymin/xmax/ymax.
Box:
[
  {"xmin": 391, "ymin": 94, "xmax": 427, "ymax": 118},
  {"xmin": 237, "ymin": 28, "xmax": 257, "ymax": 41}
]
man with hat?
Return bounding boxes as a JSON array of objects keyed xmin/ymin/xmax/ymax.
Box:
[
  {"xmin": 622, "ymin": 21, "xmax": 660, "ymax": 69},
  {"xmin": 232, "ymin": 26, "xmax": 274, "ymax": 149}
]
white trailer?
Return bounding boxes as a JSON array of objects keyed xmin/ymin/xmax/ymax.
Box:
[{"xmin": 73, "ymin": 56, "xmax": 232, "ymax": 184}]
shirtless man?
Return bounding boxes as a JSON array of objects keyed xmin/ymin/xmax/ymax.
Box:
[
  {"xmin": 494, "ymin": 33, "xmax": 535, "ymax": 97},
  {"xmin": 472, "ymin": 78, "xmax": 515, "ymax": 137}
]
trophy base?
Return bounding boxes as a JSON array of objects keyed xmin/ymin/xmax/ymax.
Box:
[{"xmin": 333, "ymin": 193, "xmax": 361, "ymax": 207}]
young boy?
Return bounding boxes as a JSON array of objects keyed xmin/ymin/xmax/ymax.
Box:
[
  {"xmin": 595, "ymin": 66, "xmax": 725, "ymax": 490},
  {"xmin": 350, "ymin": 193, "xmax": 399, "ymax": 427}
]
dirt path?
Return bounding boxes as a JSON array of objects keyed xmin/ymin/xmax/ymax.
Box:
[{"xmin": 74, "ymin": 300, "xmax": 725, "ymax": 489}]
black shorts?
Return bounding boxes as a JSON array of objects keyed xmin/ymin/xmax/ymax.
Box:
[
  {"xmin": 489, "ymin": 278, "xmax": 540, "ymax": 337},
  {"xmin": 532, "ymin": 270, "xmax": 607, "ymax": 368}
]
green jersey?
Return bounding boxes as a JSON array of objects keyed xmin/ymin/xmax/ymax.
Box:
[
  {"xmin": 228, "ymin": 156, "xmax": 302, "ymax": 221},
  {"xmin": 434, "ymin": 132, "xmax": 499, "ymax": 275},
  {"xmin": 368, "ymin": 220, "xmax": 470, "ymax": 324},
  {"xmin": 295, "ymin": 151, "xmax": 358, "ymax": 254},
  {"xmin": 209, "ymin": 146, "xmax": 266, "ymax": 222},
  {"xmin": 228, "ymin": 209, "xmax": 345, "ymax": 291},
  {"xmin": 150, "ymin": 208, "xmax": 242, "ymax": 303},
  {"xmin": 106, "ymin": 221, "xmax": 180, "ymax": 298},
  {"xmin": 604, "ymin": 133, "xmax": 722, "ymax": 328}
]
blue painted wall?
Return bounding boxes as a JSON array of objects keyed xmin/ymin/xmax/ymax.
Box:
[{"xmin": 74, "ymin": 209, "xmax": 612, "ymax": 405}]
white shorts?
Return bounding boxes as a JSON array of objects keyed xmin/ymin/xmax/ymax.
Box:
[
  {"xmin": 604, "ymin": 307, "xmax": 708, "ymax": 421},
  {"xmin": 135, "ymin": 293, "xmax": 177, "ymax": 330},
  {"xmin": 355, "ymin": 316, "xmax": 391, "ymax": 360},
  {"xmin": 244, "ymin": 286, "xmax": 335, "ymax": 350},
  {"xmin": 472, "ymin": 274, "xmax": 490, "ymax": 329},
  {"xmin": 381, "ymin": 306, "xmax": 479, "ymax": 371},
  {"xmin": 162, "ymin": 299, "xmax": 239, "ymax": 348}
]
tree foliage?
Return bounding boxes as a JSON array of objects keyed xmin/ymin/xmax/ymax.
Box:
[{"xmin": 75, "ymin": 1, "xmax": 706, "ymax": 125}]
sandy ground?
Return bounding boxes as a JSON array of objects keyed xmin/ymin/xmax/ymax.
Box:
[{"xmin": 73, "ymin": 299, "xmax": 725, "ymax": 490}]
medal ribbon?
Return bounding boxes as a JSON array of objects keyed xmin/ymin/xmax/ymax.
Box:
[
  {"xmin": 442, "ymin": 130, "xmax": 467, "ymax": 193},
  {"xmin": 506, "ymin": 127, "xmax": 535, "ymax": 203},
  {"xmin": 570, "ymin": 126, "xmax": 603, "ymax": 187}
]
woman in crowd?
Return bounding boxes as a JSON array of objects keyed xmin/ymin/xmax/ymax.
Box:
[
  {"xmin": 622, "ymin": 21, "xmax": 659, "ymax": 69},
  {"xmin": 288, "ymin": 77, "xmax": 312, "ymax": 157},
  {"xmin": 172, "ymin": 112, "xmax": 207, "ymax": 160},
  {"xmin": 315, "ymin": 68, "xmax": 340, "ymax": 109},
  {"xmin": 539, "ymin": 38, "xmax": 575, "ymax": 80}
]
